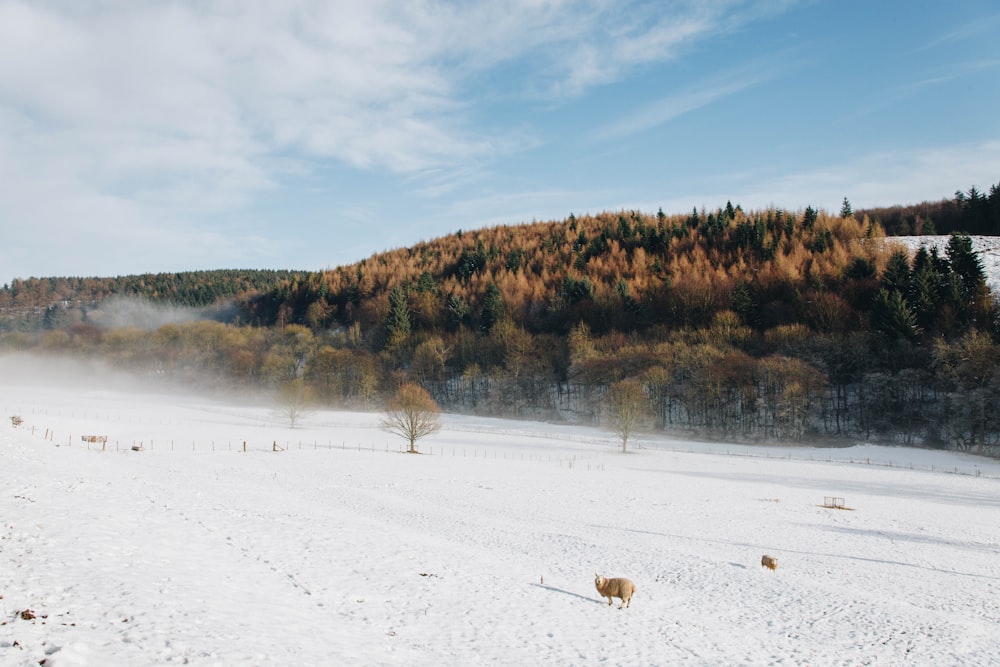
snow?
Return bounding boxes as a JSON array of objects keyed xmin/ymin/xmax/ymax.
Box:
[{"xmin": 2, "ymin": 357, "xmax": 1000, "ymax": 665}]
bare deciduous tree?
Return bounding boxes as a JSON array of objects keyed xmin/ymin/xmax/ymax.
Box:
[
  {"xmin": 275, "ymin": 378, "xmax": 315, "ymax": 428},
  {"xmin": 381, "ymin": 383, "xmax": 441, "ymax": 453},
  {"xmin": 609, "ymin": 379, "xmax": 648, "ymax": 453}
]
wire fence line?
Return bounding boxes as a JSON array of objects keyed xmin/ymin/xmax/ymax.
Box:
[
  {"xmin": 6, "ymin": 406, "xmax": 996, "ymax": 478},
  {"xmin": 7, "ymin": 417, "xmax": 607, "ymax": 470}
]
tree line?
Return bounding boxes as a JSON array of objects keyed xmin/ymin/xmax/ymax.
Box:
[
  {"xmin": 857, "ymin": 180, "xmax": 1000, "ymax": 236},
  {"xmin": 0, "ymin": 269, "xmax": 308, "ymax": 332}
]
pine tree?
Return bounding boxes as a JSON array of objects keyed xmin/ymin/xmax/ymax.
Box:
[
  {"xmin": 840, "ymin": 197, "xmax": 854, "ymax": 219},
  {"xmin": 481, "ymin": 283, "xmax": 504, "ymax": 332},
  {"xmin": 870, "ymin": 288, "xmax": 919, "ymax": 339},
  {"xmin": 802, "ymin": 205, "xmax": 818, "ymax": 231},
  {"xmin": 945, "ymin": 233, "xmax": 986, "ymax": 301},
  {"xmin": 881, "ymin": 250, "xmax": 912, "ymax": 294},
  {"xmin": 385, "ymin": 285, "xmax": 411, "ymax": 351}
]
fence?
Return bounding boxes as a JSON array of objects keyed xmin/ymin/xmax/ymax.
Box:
[
  {"xmin": 5, "ymin": 405, "xmax": 996, "ymax": 478},
  {"xmin": 6, "ymin": 414, "xmax": 605, "ymax": 470}
]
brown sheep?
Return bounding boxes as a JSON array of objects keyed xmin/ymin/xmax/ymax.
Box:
[
  {"xmin": 594, "ymin": 573, "xmax": 636, "ymax": 608},
  {"xmin": 761, "ymin": 554, "xmax": 778, "ymax": 571}
]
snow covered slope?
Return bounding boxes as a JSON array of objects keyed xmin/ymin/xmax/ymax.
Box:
[{"xmin": 2, "ymin": 361, "xmax": 999, "ymax": 666}]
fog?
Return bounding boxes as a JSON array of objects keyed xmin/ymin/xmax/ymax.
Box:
[
  {"xmin": 0, "ymin": 352, "xmax": 270, "ymax": 412},
  {"xmin": 83, "ymin": 296, "xmax": 239, "ymax": 331}
]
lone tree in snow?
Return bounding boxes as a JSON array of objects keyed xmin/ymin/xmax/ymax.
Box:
[
  {"xmin": 608, "ymin": 378, "xmax": 648, "ymax": 453},
  {"xmin": 381, "ymin": 382, "xmax": 441, "ymax": 453},
  {"xmin": 275, "ymin": 378, "xmax": 315, "ymax": 428}
]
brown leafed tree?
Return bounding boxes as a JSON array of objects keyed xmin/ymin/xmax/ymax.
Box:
[
  {"xmin": 381, "ymin": 382, "xmax": 441, "ymax": 453},
  {"xmin": 609, "ymin": 378, "xmax": 648, "ymax": 452},
  {"xmin": 275, "ymin": 378, "xmax": 315, "ymax": 428}
]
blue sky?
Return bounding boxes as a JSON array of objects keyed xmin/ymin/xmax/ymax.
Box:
[{"xmin": 1, "ymin": 1, "xmax": 998, "ymax": 285}]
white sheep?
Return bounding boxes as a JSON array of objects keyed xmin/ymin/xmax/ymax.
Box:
[{"xmin": 594, "ymin": 573, "xmax": 636, "ymax": 608}]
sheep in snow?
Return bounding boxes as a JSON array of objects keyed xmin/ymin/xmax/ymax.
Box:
[
  {"xmin": 594, "ymin": 573, "xmax": 636, "ymax": 608},
  {"xmin": 761, "ymin": 554, "xmax": 778, "ymax": 571}
]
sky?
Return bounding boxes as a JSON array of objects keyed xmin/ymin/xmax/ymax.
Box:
[{"xmin": 1, "ymin": 1, "xmax": 998, "ymax": 285}]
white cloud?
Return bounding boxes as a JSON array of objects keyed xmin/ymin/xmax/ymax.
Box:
[
  {"xmin": 595, "ymin": 63, "xmax": 777, "ymax": 142},
  {"xmin": 914, "ymin": 11, "xmax": 1000, "ymax": 52},
  {"xmin": 0, "ymin": 0, "xmax": 803, "ymax": 282}
]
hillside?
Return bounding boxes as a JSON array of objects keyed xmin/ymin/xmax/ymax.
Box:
[
  {"xmin": 247, "ymin": 205, "xmax": 995, "ymax": 343},
  {"xmin": 1, "ymin": 189, "xmax": 999, "ymax": 454}
]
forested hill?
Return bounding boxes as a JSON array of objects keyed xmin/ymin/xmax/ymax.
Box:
[
  {"xmin": 248, "ymin": 201, "xmax": 995, "ymax": 346},
  {"xmin": 2, "ymin": 185, "xmax": 999, "ymax": 453},
  {"xmin": 0, "ymin": 269, "xmax": 308, "ymax": 330},
  {"xmin": 1, "ymin": 181, "xmax": 996, "ymax": 334}
]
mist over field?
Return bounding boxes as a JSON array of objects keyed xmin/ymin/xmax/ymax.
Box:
[{"xmin": 3, "ymin": 353, "xmax": 1000, "ymax": 665}]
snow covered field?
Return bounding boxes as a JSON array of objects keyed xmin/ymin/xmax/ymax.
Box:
[{"xmin": 2, "ymin": 356, "xmax": 1000, "ymax": 666}]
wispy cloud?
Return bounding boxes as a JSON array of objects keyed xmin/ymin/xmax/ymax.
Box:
[
  {"xmin": 0, "ymin": 0, "xmax": 802, "ymax": 281},
  {"xmin": 913, "ymin": 12, "xmax": 1000, "ymax": 52},
  {"xmin": 841, "ymin": 58, "xmax": 1000, "ymax": 125},
  {"xmin": 595, "ymin": 52, "xmax": 799, "ymax": 141}
]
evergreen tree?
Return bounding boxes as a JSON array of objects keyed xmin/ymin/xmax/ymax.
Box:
[
  {"xmin": 871, "ymin": 288, "xmax": 919, "ymax": 339},
  {"xmin": 802, "ymin": 205, "xmax": 818, "ymax": 231},
  {"xmin": 481, "ymin": 283, "xmax": 504, "ymax": 332},
  {"xmin": 385, "ymin": 285, "xmax": 411, "ymax": 351},
  {"xmin": 840, "ymin": 197, "xmax": 854, "ymax": 219},
  {"xmin": 447, "ymin": 294, "xmax": 471, "ymax": 331},
  {"xmin": 909, "ymin": 252, "xmax": 941, "ymax": 332},
  {"xmin": 881, "ymin": 250, "xmax": 912, "ymax": 295},
  {"xmin": 945, "ymin": 233, "xmax": 986, "ymax": 301}
]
